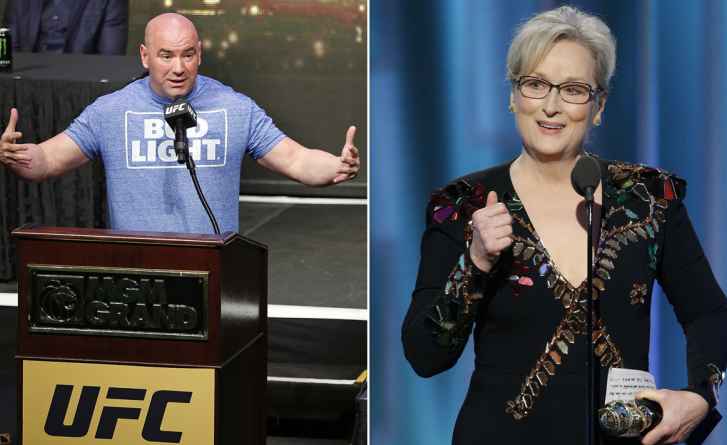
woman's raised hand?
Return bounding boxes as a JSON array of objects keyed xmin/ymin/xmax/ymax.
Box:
[{"xmin": 469, "ymin": 191, "xmax": 513, "ymax": 272}]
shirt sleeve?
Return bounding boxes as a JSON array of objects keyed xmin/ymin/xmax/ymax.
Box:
[
  {"xmin": 64, "ymin": 99, "xmax": 102, "ymax": 160},
  {"xmin": 657, "ymin": 196, "xmax": 727, "ymax": 409},
  {"xmin": 245, "ymin": 98, "xmax": 286, "ymax": 160}
]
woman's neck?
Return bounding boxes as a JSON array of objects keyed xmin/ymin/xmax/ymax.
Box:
[{"xmin": 514, "ymin": 146, "xmax": 583, "ymax": 187}]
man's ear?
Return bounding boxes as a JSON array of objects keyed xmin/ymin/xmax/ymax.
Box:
[{"xmin": 140, "ymin": 44, "xmax": 149, "ymax": 69}]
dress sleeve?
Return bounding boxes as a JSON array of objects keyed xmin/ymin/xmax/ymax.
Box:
[
  {"xmin": 657, "ymin": 195, "xmax": 727, "ymax": 409},
  {"xmin": 401, "ymin": 198, "xmax": 492, "ymax": 378}
]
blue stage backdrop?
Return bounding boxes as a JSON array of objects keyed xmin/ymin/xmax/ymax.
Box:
[{"xmin": 371, "ymin": 0, "xmax": 727, "ymax": 444}]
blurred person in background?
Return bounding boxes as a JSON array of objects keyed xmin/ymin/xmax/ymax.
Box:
[
  {"xmin": 402, "ymin": 6, "xmax": 727, "ymax": 444},
  {"xmin": 3, "ymin": 0, "xmax": 128, "ymax": 54}
]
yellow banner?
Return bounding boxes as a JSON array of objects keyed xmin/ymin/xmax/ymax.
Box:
[{"xmin": 23, "ymin": 360, "xmax": 214, "ymax": 444}]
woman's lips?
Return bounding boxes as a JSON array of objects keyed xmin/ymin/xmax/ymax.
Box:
[{"xmin": 537, "ymin": 120, "xmax": 565, "ymax": 134}]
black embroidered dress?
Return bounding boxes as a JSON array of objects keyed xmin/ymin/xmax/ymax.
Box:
[{"xmin": 402, "ymin": 158, "xmax": 727, "ymax": 444}]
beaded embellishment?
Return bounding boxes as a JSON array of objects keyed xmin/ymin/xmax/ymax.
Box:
[
  {"xmin": 427, "ymin": 180, "xmax": 488, "ymax": 349},
  {"xmin": 424, "ymin": 162, "xmax": 686, "ymax": 421},
  {"xmin": 630, "ymin": 283, "xmax": 648, "ymax": 306},
  {"xmin": 504, "ymin": 161, "xmax": 684, "ymax": 421}
]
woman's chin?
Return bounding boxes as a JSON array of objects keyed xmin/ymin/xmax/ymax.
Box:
[{"xmin": 523, "ymin": 144, "xmax": 578, "ymax": 160}]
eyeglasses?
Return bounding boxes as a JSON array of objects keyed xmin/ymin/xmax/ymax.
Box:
[{"xmin": 514, "ymin": 76, "xmax": 604, "ymax": 105}]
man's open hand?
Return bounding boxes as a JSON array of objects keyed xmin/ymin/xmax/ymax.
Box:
[
  {"xmin": 0, "ymin": 108, "xmax": 30, "ymax": 168},
  {"xmin": 333, "ymin": 125, "xmax": 360, "ymax": 183}
]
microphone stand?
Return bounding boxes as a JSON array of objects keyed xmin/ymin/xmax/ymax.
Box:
[
  {"xmin": 174, "ymin": 122, "xmax": 221, "ymax": 235},
  {"xmin": 585, "ymin": 186, "xmax": 597, "ymax": 445}
]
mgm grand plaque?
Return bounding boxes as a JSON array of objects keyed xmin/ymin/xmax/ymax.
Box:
[{"xmin": 27, "ymin": 265, "xmax": 208, "ymax": 340}]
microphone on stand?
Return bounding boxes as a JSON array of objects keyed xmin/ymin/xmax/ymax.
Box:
[
  {"xmin": 573, "ymin": 158, "xmax": 666, "ymax": 440},
  {"xmin": 571, "ymin": 155, "xmax": 600, "ymax": 202},
  {"xmin": 570, "ymin": 155, "xmax": 601, "ymax": 445},
  {"xmin": 162, "ymin": 99, "xmax": 221, "ymax": 235},
  {"xmin": 164, "ymin": 99, "xmax": 198, "ymax": 166}
]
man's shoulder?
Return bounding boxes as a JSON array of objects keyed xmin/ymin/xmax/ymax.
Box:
[
  {"xmin": 197, "ymin": 75, "xmax": 245, "ymax": 98},
  {"xmin": 85, "ymin": 78, "xmax": 148, "ymax": 110},
  {"xmin": 195, "ymin": 74, "xmax": 274, "ymax": 114}
]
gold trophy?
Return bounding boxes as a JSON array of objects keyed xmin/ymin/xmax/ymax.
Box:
[{"xmin": 598, "ymin": 398, "xmax": 662, "ymax": 438}]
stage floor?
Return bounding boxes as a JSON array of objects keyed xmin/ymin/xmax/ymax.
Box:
[{"xmin": 239, "ymin": 199, "xmax": 366, "ymax": 309}]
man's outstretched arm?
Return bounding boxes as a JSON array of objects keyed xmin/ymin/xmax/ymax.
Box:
[
  {"xmin": 257, "ymin": 126, "xmax": 360, "ymax": 186},
  {"xmin": 0, "ymin": 108, "xmax": 89, "ymax": 181}
]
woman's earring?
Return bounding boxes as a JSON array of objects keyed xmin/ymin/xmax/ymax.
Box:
[
  {"xmin": 594, "ymin": 116, "xmax": 602, "ymax": 126},
  {"xmin": 508, "ymin": 104, "xmax": 515, "ymax": 113}
]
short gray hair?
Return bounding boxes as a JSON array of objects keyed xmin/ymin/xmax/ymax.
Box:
[{"xmin": 506, "ymin": 6, "xmax": 616, "ymax": 91}]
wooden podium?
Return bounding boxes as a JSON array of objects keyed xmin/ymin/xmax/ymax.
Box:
[{"xmin": 12, "ymin": 225, "xmax": 267, "ymax": 445}]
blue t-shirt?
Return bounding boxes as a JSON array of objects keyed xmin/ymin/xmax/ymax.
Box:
[{"xmin": 65, "ymin": 75, "xmax": 285, "ymax": 234}]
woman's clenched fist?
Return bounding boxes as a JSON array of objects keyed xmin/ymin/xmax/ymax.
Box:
[{"xmin": 469, "ymin": 191, "xmax": 513, "ymax": 272}]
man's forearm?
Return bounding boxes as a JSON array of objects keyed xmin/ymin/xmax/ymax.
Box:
[
  {"xmin": 289, "ymin": 147, "xmax": 342, "ymax": 186},
  {"xmin": 5, "ymin": 143, "xmax": 53, "ymax": 182},
  {"xmin": 257, "ymin": 135, "xmax": 358, "ymax": 186}
]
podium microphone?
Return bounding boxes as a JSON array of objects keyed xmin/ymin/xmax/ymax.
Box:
[
  {"xmin": 162, "ymin": 99, "xmax": 221, "ymax": 235},
  {"xmin": 571, "ymin": 154, "xmax": 601, "ymax": 445},
  {"xmin": 164, "ymin": 99, "xmax": 198, "ymax": 166},
  {"xmin": 571, "ymin": 155, "xmax": 601, "ymax": 202}
]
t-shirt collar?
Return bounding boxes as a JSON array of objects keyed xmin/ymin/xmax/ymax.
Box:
[{"xmin": 144, "ymin": 75, "xmax": 204, "ymax": 105}]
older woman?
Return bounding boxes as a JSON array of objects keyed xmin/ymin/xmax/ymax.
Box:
[{"xmin": 402, "ymin": 6, "xmax": 727, "ymax": 445}]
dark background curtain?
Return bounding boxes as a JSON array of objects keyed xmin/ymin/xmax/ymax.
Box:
[
  {"xmin": 371, "ymin": 1, "xmax": 727, "ymax": 444},
  {"xmin": 0, "ymin": 79, "xmax": 112, "ymax": 280}
]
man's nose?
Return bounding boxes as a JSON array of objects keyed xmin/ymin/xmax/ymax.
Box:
[{"xmin": 172, "ymin": 57, "xmax": 185, "ymax": 74}]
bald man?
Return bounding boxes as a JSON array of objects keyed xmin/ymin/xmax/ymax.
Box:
[{"xmin": 0, "ymin": 13, "xmax": 360, "ymax": 234}]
